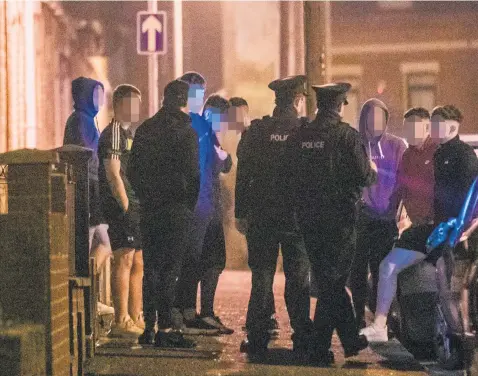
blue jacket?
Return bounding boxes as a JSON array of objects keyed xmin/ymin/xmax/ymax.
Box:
[
  {"xmin": 190, "ymin": 113, "xmax": 232, "ymax": 213},
  {"xmin": 63, "ymin": 77, "xmax": 104, "ymax": 181}
]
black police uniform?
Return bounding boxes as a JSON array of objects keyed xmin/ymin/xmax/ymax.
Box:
[
  {"xmin": 285, "ymin": 83, "xmax": 376, "ymax": 363},
  {"xmin": 235, "ymin": 75, "xmax": 313, "ymax": 354},
  {"xmin": 127, "ymin": 80, "xmax": 200, "ymax": 348}
]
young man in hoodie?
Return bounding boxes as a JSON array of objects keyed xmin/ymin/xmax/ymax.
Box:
[
  {"xmin": 98, "ymin": 84, "xmax": 144, "ymax": 337},
  {"xmin": 360, "ymin": 107, "xmax": 437, "ymax": 342},
  {"xmin": 350, "ymin": 98, "xmax": 407, "ymax": 330},
  {"xmin": 175, "ymin": 94, "xmax": 234, "ymax": 334},
  {"xmin": 63, "ymin": 76, "xmax": 114, "ymax": 316}
]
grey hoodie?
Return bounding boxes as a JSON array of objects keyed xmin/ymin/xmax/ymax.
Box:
[{"xmin": 359, "ymin": 98, "xmax": 407, "ymax": 220}]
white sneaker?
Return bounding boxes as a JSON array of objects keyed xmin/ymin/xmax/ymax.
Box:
[
  {"xmin": 97, "ymin": 302, "xmax": 115, "ymax": 316},
  {"xmin": 132, "ymin": 313, "xmax": 145, "ymax": 330},
  {"xmin": 360, "ymin": 324, "xmax": 388, "ymax": 342},
  {"xmin": 110, "ymin": 318, "xmax": 143, "ymax": 338}
]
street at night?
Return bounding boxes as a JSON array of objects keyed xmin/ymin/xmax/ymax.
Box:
[
  {"xmin": 86, "ymin": 271, "xmax": 466, "ymax": 376},
  {"xmin": 2, "ymin": 1, "xmax": 478, "ymax": 376}
]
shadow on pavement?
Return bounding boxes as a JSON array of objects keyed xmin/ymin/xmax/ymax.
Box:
[
  {"xmin": 95, "ymin": 336, "xmax": 222, "ymax": 360},
  {"xmin": 370, "ymin": 340, "xmax": 425, "ymax": 372}
]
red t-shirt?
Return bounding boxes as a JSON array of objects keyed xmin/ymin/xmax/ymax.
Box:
[{"xmin": 392, "ymin": 137, "xmax": 437, "ymax": 225}]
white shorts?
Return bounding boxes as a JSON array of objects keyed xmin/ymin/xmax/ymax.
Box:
[{"xmin": 89, "ymin": 223, "xmax": 111, "ymax": 253}]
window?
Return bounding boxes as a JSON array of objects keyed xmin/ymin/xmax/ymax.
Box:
[
  {"xmin": 378, "ymin": 1, "xmax": 412, "ymax": 10},
  {"xmin": 407, "ymin": 74, "xmax": 436, "ymax": 110},
  {"xmin": 331, "ymin": 65, "xmax": 362, "ymax": 128},
  {"xmin": 400, "ymin": 62, "xmax": 439, "ymax": 112}
]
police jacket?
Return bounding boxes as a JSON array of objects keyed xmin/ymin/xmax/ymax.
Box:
[
  {"xmin": 127, "ymin": 106, "xmax": 200, "ymax": 212},
  {"xmin": 285, "ymin": 110, "xmax": 376, "ymax": 223},
  {"xmin": 235, "ymin": 107, "xmax": 307, "ymax": 231},
  {"xmin": 434, "ymin": 135, "xmax": 478, "ymax": 224}
]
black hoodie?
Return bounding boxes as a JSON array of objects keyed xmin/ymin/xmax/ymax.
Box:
[
  {"xmin": 63, "ymin": 77, "xmax": 104, "ymax": 181},
  {"xmin": 127, "ymin": 106, "xmax": 200, "ymax": 212}
]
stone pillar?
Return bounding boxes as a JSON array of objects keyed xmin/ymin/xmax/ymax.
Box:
[
  {"xmin": 303, "ymin": 1, "xmax": 327, "ymax": 118},
  {"xmin": 280, "ymin": 1, "xmax": 305, "ymax": 78}
]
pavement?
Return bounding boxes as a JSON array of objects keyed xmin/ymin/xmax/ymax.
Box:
[{"xmin": 86, "ymin": 270, "xmax": 468, "ymax": 376}]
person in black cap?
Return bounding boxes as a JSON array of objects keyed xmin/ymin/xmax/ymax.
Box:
[
  {"xmin": 284, "ymin": 82, "xmax": 377, "ymax": 364},
  {"xmin": 235, "ymin": 75, "xmax": 313, "ymax": 356},
  {"xmin": 127, "ymin": 79, "xmax": 200, "ymax": 348}
]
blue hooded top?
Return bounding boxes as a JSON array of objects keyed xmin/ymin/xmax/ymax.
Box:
[
  {"xmin": 63, "ymin": 77, "xmax": 104, "ymax": 181},
  {"xmin": 190, "ymin": 112, "xmax": 232, "ymax": 215}
]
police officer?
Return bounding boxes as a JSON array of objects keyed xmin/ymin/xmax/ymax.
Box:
[
  {"xmin": 285, "ymin": 83, "xmax": 377, "ymax": 364},
  {"xmin": 235, "ymin": 75, "xmax": 313, "ymax": 355}
]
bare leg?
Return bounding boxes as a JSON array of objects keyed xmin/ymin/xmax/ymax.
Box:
[
  {"xmin": 129, "ymin": 250, "xmax": 144, "ymax": 320},
  {"xmin": 113, "ymin": 248, "xmax": 135, "ymax": 323},
  {"xmin": 92, "ymin": 243, "xmax": 112, "ymax": 272},
  {"xmin": 90, "ymin": 224, "xmax": 112, "ymax": 272}
]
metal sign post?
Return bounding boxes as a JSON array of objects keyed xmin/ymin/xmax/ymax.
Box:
[{"xmin": 137, "ymin": 1, "xmax": 167, "ymax": 116}]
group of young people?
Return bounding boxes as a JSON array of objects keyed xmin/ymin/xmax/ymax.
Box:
[
  {"xmin": 357, "ymin": 103, "xmax": 478, "ymax": 343},
  {"xmin": 63, "ymin": 72, "xmax": 250, "ymax": 341},
  {"xmin": 63, "ymin": 70, "xmax": 478, "ymax": 360}
]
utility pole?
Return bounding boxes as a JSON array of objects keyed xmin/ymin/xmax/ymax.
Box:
[
  {"xmin": 173, "ymin": 0, "xmax": 183, "ymax": 79},
  {"xmin": 148, "ymin": 0, "xmax": 159, "ymax": 116},
  {"xmin": 303, "ymin": 0, "xmax": 331, "ymax": 118}
]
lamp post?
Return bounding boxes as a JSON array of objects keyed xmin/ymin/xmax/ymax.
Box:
[
  {"xmin": 303, "ymin": 0, "xmax": 332, "ymax": 118},
  {"xmin": 148, "ymin": 0, "xmax": 159, "ymax": 116}
]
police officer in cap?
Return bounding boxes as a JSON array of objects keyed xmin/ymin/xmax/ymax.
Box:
[
  {"xmin": 285, "ymin": 82, "xmax": 377, "ymax": 364},
  {"xmin": 235, "ymin": 75, "xmax": 313, "ymax": 355}
]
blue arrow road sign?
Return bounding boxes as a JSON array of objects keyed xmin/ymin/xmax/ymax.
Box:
[{"xmin": 137, "ymin": 11, "xmax": 167, "ymax": 55}]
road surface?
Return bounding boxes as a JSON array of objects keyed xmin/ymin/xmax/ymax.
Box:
[{"xmin": 86, "ymin": 270, "xmax": 467, "ymax": 376}]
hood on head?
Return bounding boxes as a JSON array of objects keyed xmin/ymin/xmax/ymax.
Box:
[
  {"xmin": 72, "ymin": 77, "xmax": 104, "ymax": 117},
  {"xmin": 359, "ymin": 98, "xmax": 389, "ymax": 141}
]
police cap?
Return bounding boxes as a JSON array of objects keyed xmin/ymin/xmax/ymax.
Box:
[
  {"xmin": 312, "ymin": 82, "xmax": 351, "ymax": 106},
  {"xmin": 268, "ymin": 75, "xmax": 308, "ymax": 96}
]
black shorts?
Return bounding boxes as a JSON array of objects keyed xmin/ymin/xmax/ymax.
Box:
[
  {"xmin": 394, "ymin": 224, "xmax": 435, "ymax": 254},
  {"xmin": 107, "ymin": 204, "xmax": 142, "ymax": 251}
]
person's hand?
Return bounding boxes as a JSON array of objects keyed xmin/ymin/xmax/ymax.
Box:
[
  {"xmin": 236, "ymin": 218, "xmax": 248, "ymax": 235},
  {"xmin": 370, "ymin": 160, "xmax": 378, "ymax": 173},
  {"xmin": 214, "ymin": 145, "xmax": 228, "ymax": 161}
]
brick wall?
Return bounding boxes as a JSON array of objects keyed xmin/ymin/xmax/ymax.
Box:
[
  {"xmin": 331, "ymin": 1, "xmax": 478, "ymax": 134},
  {"xmin": 0, "ymin": 157, "xmax": 71, "ymax": 376}
]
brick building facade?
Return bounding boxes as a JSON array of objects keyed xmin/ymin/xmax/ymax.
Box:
[
  {"xmin": 0, "ymin": 1, "xmax": 109, "ymax": 153},
  {"xmin": 330, "ymin": 1, "xmax": 478, "ymax": 134}
]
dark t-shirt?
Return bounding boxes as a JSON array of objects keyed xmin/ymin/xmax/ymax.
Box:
[
  {"xmin": 98, "ymin": 120, "xmax": 139, "ymax": 221},
  {"xmin": 434, "ymin": 136, "xmax": 478, "ymax": 224}
]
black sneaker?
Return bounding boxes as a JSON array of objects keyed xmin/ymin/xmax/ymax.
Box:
[
  {"xmin": 138, "ymin": 329, "xmax": 155, "ymax": 345},
  {"xmin": 268, "ymin": 316, "xmax": 280, "ymax": 338},
  {"xmin": 199, "ymin": 315, "xmax": 235, "ymax": 335},
  {"xmin": 239, "ymin": 338, "xmax": 268, "ymax": 356},
  {"xmin": 343, "ymin": 335, "xmax": 369, "ymax": 358},
  {"xmin": 182, "ymin": 315, "xmax": 221, "ymax": 335},
  {"xmin": 154, "ymin": 331, "xmax": 196, "ymax": 349},
  {"xmin": 309, "ymin": 350, "xmax": 335, "ymax": 366}
]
